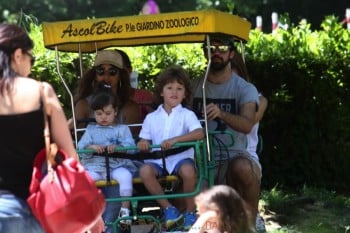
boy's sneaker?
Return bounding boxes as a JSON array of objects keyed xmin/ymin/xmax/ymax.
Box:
[
  {"xmin": 256, "ymin": 213, "xmax": 266, "ymax": 233},
  {"xmin": 163, "ymin": 206, "xmax": 183, "ymax": 229},
  {"xmin": 119, "ymin": 207, "xmax": 132, "ymax": 226},
  {"xmin": 183, "ymin": 211, "xmax": 197, "ymax": 231}
]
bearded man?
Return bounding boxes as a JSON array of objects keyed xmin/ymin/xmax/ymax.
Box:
[{"xmin": 192, "ymin": 33, "xmax": 262, "ymax": 231}]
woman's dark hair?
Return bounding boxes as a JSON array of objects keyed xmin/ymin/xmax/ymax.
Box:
[
  {"xmin": 231, "ymin": 50, "xmax": 250, "ymax": 81},
  {"xmin": 0, "ymin": 24, "xmax": 34, "ymax": 96},
  {"xmin": 154, "ymin": 65, "xmax": 192, "ymax": 107}
]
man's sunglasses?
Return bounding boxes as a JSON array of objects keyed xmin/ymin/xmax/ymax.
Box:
[
  {"xmin": 96, "ymin": 66, "xmax": 119, "ymax": 76},
  {"xmin": 204, "ymin": 45, "xmax": 231, "ymax": 53},
  {"xmin": 24, "ymin": 51, "xmax": 35, "ymax": 66}
]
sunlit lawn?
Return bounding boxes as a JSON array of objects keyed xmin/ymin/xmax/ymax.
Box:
[{"xmin": 260, "ymin": 186, "xmax": 350, "ymax": 233}]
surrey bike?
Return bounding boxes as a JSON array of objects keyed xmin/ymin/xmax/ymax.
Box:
[{"xmin": 42, "ymin": 9, "xmax": 251, "ymax": 232}]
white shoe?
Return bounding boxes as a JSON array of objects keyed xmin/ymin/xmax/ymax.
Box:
[{"xmin": 119, "ymin": 207, "xmax": 132, "ymax": 225}]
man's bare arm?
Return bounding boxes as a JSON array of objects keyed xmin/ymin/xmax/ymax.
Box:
[{"xmin": 206, "ymin": 102, "xmax": 256, "ymax": 134}]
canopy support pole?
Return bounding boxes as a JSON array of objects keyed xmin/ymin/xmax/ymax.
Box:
[
  {"xmin": 55, "ymin": 46, "xmax": 78, "ymax": 148},
  {"xmin": 240, "ymin": 40, "xmax": 246, "ymax": 64},
  {"xmin": 203, "ymin": 35, "xmax": 212, "ymax": 162},
  {"xmin": 78, "ymin": 44, "xmax": 83, "ymax": 80}
]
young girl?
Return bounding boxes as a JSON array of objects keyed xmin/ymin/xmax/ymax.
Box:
[
  {"xmin": 137, "ymin": 65, "xmax": 204, "ymax": 230},
  {"xmin": 77, "ymin": 90, "xmax": 136, "ymax": 225},
  {"xmin": 189, "ymin": 185, "xmax": 255, "ymax": 233}
]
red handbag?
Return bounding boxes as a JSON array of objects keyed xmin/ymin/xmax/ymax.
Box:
[{"xmin": 27, "ymin": 83, "xmax": 106, "ymax": 233}]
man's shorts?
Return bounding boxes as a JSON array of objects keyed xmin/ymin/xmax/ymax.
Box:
[{"xmin": 214, "ymin": 151, "xmax": 262, "ymax": 185}]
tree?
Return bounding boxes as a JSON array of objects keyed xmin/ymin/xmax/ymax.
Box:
[
  {"xmin": 1, "ymin": 0, "xmax": 348, "ymax": 32},
  {"xmin": 256, "ymin": 0, "xmax": 348, "ymax": 31}
]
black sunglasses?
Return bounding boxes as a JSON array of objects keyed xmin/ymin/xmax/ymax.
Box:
[
  {"xmin": 96, "ymin": 66, "xmax": 119, "ymax": 76},
  {"xmin": 24, "ymin": 51, "xmax": 35, "ymax": 66},
  {"xmin": 204, "ymin": 45, "xmax": 231, "ymax": 53}
]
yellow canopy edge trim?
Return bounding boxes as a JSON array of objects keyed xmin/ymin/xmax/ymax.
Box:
[{"xmin": 42, "ymin": 10, "xmax": 251, "ymax": 52}]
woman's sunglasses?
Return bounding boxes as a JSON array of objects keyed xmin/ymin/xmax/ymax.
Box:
[
  {"xmin": 96, "ymin": 66, "xmax": 119, "ymax": 76},
  {"xmin": 24, "ymin": 51, "xmax": 35, "ymax": 66}
]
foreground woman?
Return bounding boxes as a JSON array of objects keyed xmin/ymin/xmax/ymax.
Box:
[{"xmin": 0, "ymin": 23, "xmax": 104, "ymax": 233}]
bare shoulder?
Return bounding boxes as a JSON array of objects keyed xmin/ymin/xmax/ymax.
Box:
[
  {"xmin": 41, "ymin": 81, "xmax": 56, "ymax": 96},
  {"xmin": 15, "ymin": 77, "xmax": 42, "ymax": 99},
  {"xmin": 16, "ymin": 77, "xmax": 41, "ymax": 90},
  {"xmin": 3, "ymin": 78, "xmax": 42, "ymax": 113},
  {"xmin": 40, "ymin": 81, "xmax": 62, "ymax": 116}
]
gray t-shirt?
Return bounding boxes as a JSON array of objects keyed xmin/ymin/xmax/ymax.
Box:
[{"xmin": 192, "ymin": 72, "xmax": 259, "ymax": 160}]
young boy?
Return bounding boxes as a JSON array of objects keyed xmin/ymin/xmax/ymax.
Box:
[{"xmin": 137, "ymin": 65, "xmax": 204, "ymax": 230}]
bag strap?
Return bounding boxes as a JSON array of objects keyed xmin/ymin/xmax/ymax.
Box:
[{"xmin": 40, "ymin": 82, "xmax": 57, "ymax": 167}]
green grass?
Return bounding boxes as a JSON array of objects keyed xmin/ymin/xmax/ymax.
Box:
[{"xmin": 260, "ymin": 185, "xmax": 350, "ymax": 233}]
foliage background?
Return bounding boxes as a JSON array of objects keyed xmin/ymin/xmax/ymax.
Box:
[
  {"xmin": 247, "ymin": 18, "xmax": 350, "ymax": 192},
  {"xmin": 1, "ymin": 0, "xmax": 348, "ymax": 31},
  {"xmin": 28, "ymin": 16, "xmax": 350, "ymax": 192}
]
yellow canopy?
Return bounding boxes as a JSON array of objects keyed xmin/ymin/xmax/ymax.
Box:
[{"xmin": 42, "ymin": 10, "xmax": 251, "ymax": 53}]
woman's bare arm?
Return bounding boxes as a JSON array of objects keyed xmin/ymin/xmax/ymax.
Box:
[
  {"xmin": 255, "ymin": 95, "xmax": 268, "ymax": 123},
  {"xmin": 43, "ymin": 82, "xmax": 78, "ymax": 160}
]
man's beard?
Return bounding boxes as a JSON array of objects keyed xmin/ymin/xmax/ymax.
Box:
[{"xmin": 210, "ymin": 58, "xmax": 230, "ymax": 71}]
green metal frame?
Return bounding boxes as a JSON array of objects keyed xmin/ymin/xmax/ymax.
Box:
[
  {"xmin": 76, "ymin": 130, "xmax": 238, "ymax": 233},
  {"xmin": 206, "ymin": 130, "xmax": 235, "ymax": 187},
  {"xmin": 77, "ymin": 140, "xmax": 204, "ymax": 232}
]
